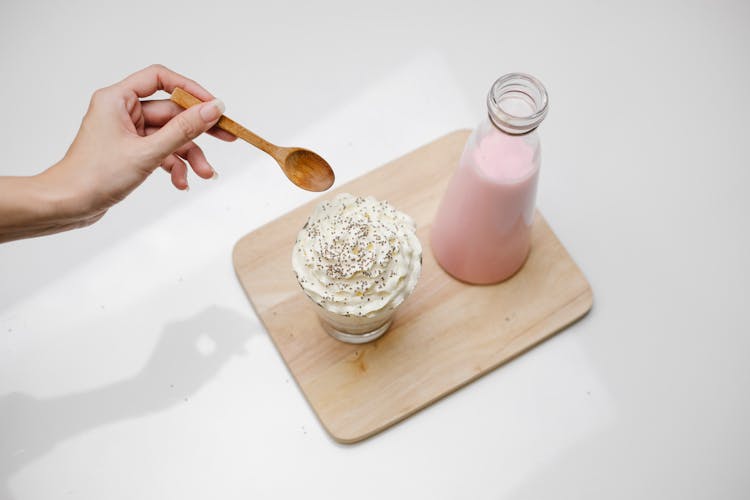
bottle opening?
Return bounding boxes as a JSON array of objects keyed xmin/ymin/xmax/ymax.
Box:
[
  {"xmin": 498, "ymin": 93, "xmax": 535, "ymax": 118},
  {"xmin": 487, "ymin": 73, "xmax": 548, "ymax": 134}
]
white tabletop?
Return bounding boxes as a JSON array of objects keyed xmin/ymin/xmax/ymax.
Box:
[{"xmin": 1, "ymin": 1, "xmax": 748, "ymax": 498}]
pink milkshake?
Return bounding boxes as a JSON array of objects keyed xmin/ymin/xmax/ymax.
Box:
[{"xmin": 431, "ymin": 73, "xmax": 548, "ymax": 284}]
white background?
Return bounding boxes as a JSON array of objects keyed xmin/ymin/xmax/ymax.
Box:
[{"xmin": 1, "ymin": 1, "xmax": 749, "ymax": 498}]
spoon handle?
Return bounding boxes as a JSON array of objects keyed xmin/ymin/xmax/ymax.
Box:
[{"xmin": 170, "ymin": 87, "xmax": 279, "ymax": 156}]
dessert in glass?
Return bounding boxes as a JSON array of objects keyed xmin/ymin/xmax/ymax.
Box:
[{"xmin": 292, "ymin": 193, "xmax": 422, "ymax": 344}]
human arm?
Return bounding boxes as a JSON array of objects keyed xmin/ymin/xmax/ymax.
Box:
[{"xmin": 0, "ymin": 64, "xmax": 234, "ymax": 244}]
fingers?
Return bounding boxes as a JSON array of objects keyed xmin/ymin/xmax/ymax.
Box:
[
  {"xmin": 151, "ymin": 128, "xmax": 218, "ymax": 189},
  {"xmin": 141, "ymin": 99, "xmax": 182, "ymax": 126},
  {"xmin": 207, "ymin": 127, "xmax": 237, "ymax": 143},
  {"xmin": 118, "ymin": 64, "xmax": 237, "ymax": 144},
  {"xmin": 141, "ymin": 100, "xmax": 236, "ymax": 142},
  {"xmin": 161, "ymin": 154, "xmax": 189, "ymax": 190},
  {"xmin": 144, "ymin": 99, "xmax": 225, "ymax": 160},
  {"xmin": 176, "ymin": 142, "xmax": 216, "ymax": 180},
  {"xmin": 118, "ymin": 64, "xmax": 215, "ymax": 101}
]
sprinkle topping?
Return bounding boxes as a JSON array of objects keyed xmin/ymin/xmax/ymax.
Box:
[{"xmin": 291, "ymin": 193, "xmax": 422, "ymax": 317}]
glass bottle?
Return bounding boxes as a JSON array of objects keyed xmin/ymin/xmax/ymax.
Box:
[{"xmin": 431, "ymin": 73, "xmax": 549, "ymax": 284}]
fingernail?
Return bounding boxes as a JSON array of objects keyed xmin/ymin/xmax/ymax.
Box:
[
  {"xmin": 211, "ymin": 170, "xmax": 219, "ymax": 180},
  {"xmin": 199, "ymin": 99, "xmax": 225, "ymax": 122},
  {"xmin": 184, "ymin": 184, "xmax": 190, "ymax": 192}
]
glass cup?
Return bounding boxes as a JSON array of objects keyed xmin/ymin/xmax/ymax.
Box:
[{"xmin": 316, "ymin": 307, "xmax": 395, "ymax": 344}]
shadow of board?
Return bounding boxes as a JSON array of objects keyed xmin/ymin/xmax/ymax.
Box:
[{"xmin": 0, "ymin": 305, "xmax": 255, "ymax": 499}]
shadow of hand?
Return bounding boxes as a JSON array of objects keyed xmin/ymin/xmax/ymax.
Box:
[
  {"xmin": 133, "ymin": 305, "xmax": 251, "ymax": 406},
  {"xmin": 0, "ymin": 305, "xmax": 255, "ymax": 498}
]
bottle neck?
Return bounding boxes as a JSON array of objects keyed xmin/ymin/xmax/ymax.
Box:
[{"xmin": 486, "ymin": 73, "xmax": 548, "ymax": 135}]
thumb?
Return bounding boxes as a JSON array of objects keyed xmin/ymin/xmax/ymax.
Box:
[{"xmin": 146, "ymin": 99, "xmax": 225, "ymax": 159}]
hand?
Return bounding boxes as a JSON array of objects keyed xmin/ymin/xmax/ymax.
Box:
[
  {"xmin": 49, "ymin": 63, "xmax": 235, "ymax": 212},
  {"xmin": 0, "ymin": 64, "xmax": 236, "ymax": 242}
]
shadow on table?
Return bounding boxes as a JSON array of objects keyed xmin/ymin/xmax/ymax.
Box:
[{"xmin": 0, "ymin": 305, "xmax": 254, "ymax": 499}]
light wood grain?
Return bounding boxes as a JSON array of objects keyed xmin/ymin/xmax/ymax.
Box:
[{"xmin": 233, "ymin": 130, "xmax": 593, "ymax": 443}]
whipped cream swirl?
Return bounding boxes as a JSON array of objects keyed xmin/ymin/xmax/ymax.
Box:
[{"xmin": 292, "ymin": 193, "xmax": 422, "ymax": 318}]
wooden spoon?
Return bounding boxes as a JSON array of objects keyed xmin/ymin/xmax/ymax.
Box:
[{"xmin": 170, "ymin": 87, "xmax": 335, "ymax": 192}]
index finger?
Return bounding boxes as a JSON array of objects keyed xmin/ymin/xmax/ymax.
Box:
[{"xmin": 117, "ymin": 64, "xmax": 216, "ymax": 101}]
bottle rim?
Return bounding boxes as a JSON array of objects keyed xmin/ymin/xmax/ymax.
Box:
[{"xmin": 487, "ymin": 73, "xmax": 549, "ymax": 135}]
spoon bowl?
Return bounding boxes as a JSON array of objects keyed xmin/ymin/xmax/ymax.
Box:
[
  {"xmin": 279, "ymin": 148, "xmax": 335, "ymax": 192},
  {"xmin": 171, "ymin": 88, "xmax": 335, "ymax": 192}
]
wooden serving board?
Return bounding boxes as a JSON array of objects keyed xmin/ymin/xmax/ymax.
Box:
[{"xmin": 233, "ymin": 130, "xmax": 593, "ymax": 443}]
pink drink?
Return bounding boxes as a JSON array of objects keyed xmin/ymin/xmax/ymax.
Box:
[{"xmin": 431, "ymin": 73, "xmax": 548, "ymax": 285}]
